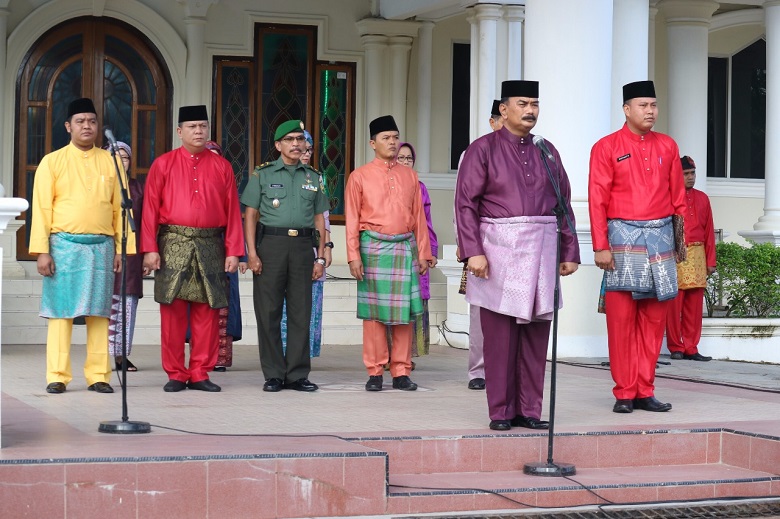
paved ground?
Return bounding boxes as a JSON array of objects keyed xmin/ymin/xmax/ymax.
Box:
[{"xmin": 2, "ymin": 341, "xmax": 779, "ymax": 446}]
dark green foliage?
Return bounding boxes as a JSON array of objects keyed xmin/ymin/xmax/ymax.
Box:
[{"xmin": 706, "ymin": 242, "xmax": 780, "ymax": 317}]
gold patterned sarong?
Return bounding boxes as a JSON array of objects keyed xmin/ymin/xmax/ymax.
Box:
[
  {"xmin": 676, "ymin": 242, "xmax": 707, "ymax": 290},
  {"xmin": 154, "ymin": 225, "xmax": 228, "ymax": 308}
]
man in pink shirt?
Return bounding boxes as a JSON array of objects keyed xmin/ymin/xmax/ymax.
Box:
[{"xmin": 345, "ymin": 115, "xmax": 433, "ymax": 392}]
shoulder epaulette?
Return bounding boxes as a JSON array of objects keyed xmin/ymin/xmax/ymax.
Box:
[
  {"xmin": 251, "ymin": 162, "xmax": 274, "ymax": 176},
  {"xmin": 305, "ymin": 164, "xmax": 320, "ymax": 174}
]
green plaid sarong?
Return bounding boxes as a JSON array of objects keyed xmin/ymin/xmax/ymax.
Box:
[{"xmin": 357, "ymin": 230, "xmax": 423, "ymax": 325}]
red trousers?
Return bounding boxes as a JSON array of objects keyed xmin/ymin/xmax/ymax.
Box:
[
  {"xmin": 363, "ymin": 320, "xmax": 412, "ymax": 377},
  {"xmin": 665, "ymin": 288, "xmax": 704, "ymax": 355},
  {"xmin": 160, "ymin": 299, "xmax": 219, "ymax": 383},
  {"xmin": 605, "ymin": 291, "xmax": 670, "ymax": 400}
]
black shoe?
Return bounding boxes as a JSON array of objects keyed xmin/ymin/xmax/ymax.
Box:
[
  {"xmin": 670, "ymin": 351, "xmax": 684, "ymax": 360},
  {"xmin": 187, "ymin": 379, "xmax": 221, "ymax": 392},
  {"xmin": 88, "ymin": 382, "xmax": 114, "ymax": 393},
  {"xmin": 263, "ymin": 378, "xmax": 284, "ymax": 392},
  {"xmin": 284, "ymin": 378, "xmax": 318, "ymax": 392},
  {"xmin": 365, "ymin": 375, "xmax": 383, "ymax": 391},
  {"xmin": 489, "ymin": 420, "xmax": 511, "ymax": 431},
  {"xmin": 163, "ymin": 379, "xmax": 187, "ymax": 392},
  {"xmin": 613, "ymin": 399, "xmax": 634, "ymax": 413},
  {"xmin": 511, "ymin": 416, "xmax": 549, "ymax": 429},
  {"xmin": 46, "ymin": 382, "xmax": 66, "ymax": 394},
  {"xmin": 392, "ymin": 375, "xmax": 417, "ymax": 391},
  {"xmin": 467, "ymin": 378, "xmax": 486, "ymax": 390},
  {"xmin": 213, "ymin": 366, "xmax": 227, "ymax": 372},
  {"xmin": 633, "ymin": 396, "xmax": 672, "ymax": 412},
  {"xmin": 684, "ymin": 352, "xmax": 712, "ymax": 361}
]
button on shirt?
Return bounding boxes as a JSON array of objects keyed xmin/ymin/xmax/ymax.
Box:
[{"xmin": 240, "ymin": 157, "xmax": 329, "ymax": 229}]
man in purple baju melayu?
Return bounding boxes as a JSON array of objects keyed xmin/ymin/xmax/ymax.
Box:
[{"xmin": 454, "ymin": 80, "xmax": 580, "ymax": 431}]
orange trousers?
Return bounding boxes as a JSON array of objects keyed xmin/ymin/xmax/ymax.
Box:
[
  {"xmin": 605, "ymin": 291, "xmax": 670, "ymax": 400},
  {"xmin": 363, "ymin": 320, "xmax": 412, "ymax": 377}
]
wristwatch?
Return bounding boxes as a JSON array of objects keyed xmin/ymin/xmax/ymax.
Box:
[
  {"xmin": 324, "ymin": 241, "xmax": 334, "ymax": 249},
  {"xmin": 315, "ymin": 257, "xmax": 326, "ymax": 266}
]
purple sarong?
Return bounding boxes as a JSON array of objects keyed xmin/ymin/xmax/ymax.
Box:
[{"xmin": 465, "ymin": 216, "xmax": 559, "ymax": 323}]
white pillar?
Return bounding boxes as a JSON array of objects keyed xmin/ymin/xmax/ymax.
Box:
[
  {"xmin": 741, "ymin": 1, "xmax": 780, "ymax": 244},
  {"xmin": 649, "ymin": 5, "xmax": 659, "ymax": 79},
  {"xmin": 524, "ymin": 0, "xmax": 613, "ymax": 201},
  {"xmin": 504, "ymin": 5, "xmax": 525, "ymax": 80},
  {"xmin": 659, "ymin": 0, "xmax": 718, "ymax": 192},
  {"xmin": 361, "ymin": 34, "xmax": 387, "ymax": 161},
  {"xmin": 178, "ymin": 0, "xmax": 215, "ymax": 104},
  {"xmin": 468, "ymin": 12, "xmax": 479, "ymax": 143},
  {"xmin": 475, "ymin": 3, "xmax": 503, "ymax": 138},
  {"xmin": 612, "ymin": 0, "xmax": 650, "ymax": 131},
  {"xmin": 415, "ymin": 21, "xmax": 434, "ymax": 174},
  {"xmin": 0, "ymin": 5, "xmax": 9, "ymax": 193},
  {"xmin": 389, "ymin": 35, "xmax": 413, "ymax": 139}
]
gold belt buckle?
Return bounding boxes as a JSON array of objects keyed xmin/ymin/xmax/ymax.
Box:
[{"xmin": 287, "ymin": 229, "xmax": 298, "ymax": 237}]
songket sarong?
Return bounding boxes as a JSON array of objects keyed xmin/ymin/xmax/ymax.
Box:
[
  {"xmin": 603, "ymin": 217, "xmax": 678, "ymax": 302},
  {"xmin": 108, "ymin": 294, "xmax": 139, "ymax": 356},
  {"xmin": 154, "ymin": 225, "xmax": 228, "ymax": 308},
  {"xmin": 357, "ymin": 230, "xmax": 423, "ymax": 325},
  {"xmin": 465, "ymin": 216, "xmax": 558, "ymax": 323},
  {"xmin": 40, "ymin": 233, "xmax": 114, "ymax": 319},
  {"xmin": 677, "ymin": 243, "xmax": 707, "ymax": 290}
]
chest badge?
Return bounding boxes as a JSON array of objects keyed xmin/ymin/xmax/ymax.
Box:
[{"xmin": 272, "ymin": 199, "xmax": 280, "ymax": 208}]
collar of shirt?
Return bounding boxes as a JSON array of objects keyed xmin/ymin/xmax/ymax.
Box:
[
  {"xmin": 497, "ymin": 126, "xmax": 534, "ymax": 146},
  {"xmin": 371, "ymin": 157, "xmax": 398, "ymax": 169},
  {"xmin": 272, "ymin": 156, "xmax": 306, "ymax": 173},
  {"xmin": 176, "ymin": 146, "xmax": 211, "ymax": 160},
  {"xmin": 620, "ymin": 123, "xmax": 657, "ymax": 143},
  {"xmin": 67, "ymin": 142, "xmax": 98, "ymax": 158}
]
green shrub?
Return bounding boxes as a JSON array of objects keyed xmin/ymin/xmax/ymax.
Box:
[{"xmin": 706, "ymin": 242, "xmax": 780, "ymax": 317}]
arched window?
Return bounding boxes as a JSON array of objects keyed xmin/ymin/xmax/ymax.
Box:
[{"xmin": 14, "ymin": 17, "xmax": 172, "ymax": 259}]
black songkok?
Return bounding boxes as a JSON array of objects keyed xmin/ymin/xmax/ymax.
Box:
[
  {"xmin": 622, "ymin": 81, "xmax": 656, "ymax": 103},
  {"xmin": 369, "ymin": 115, "xmax": 399, "ymax": 138},
  {"xmin": 67, "ymin": 98, "xmax": 97, "ymax": 118},
  {"xmin": 500, "ymin": 80, "xmax": 539, "ymax": 99},
  {"xmin": 490, "ymin": 100, "xmax": 502, "ymax": 117},
  {"xmin": 178, "ymin": 105, "xmax": 209, "ymax": 123},
  {"xmin": 680, "ymin": 156, "xmax": 696, "ymax": 171}
]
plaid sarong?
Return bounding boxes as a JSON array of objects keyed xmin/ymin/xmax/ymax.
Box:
[
  {"xmin": 356, "ymin": 230, "xmax": 423, "ymax": 325},
  {"xmin": 603, "ymin": 217, "xmax": 678, "ymax": 302},
  {"xmin": 40, "ymin": 233, "xmax": 114, "ymax": 319}
]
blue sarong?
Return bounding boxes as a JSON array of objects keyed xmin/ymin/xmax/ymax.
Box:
[
  {"xmin": 603, "ymin": 217, "xmax": 678, "ymax": 302},
  {"xmin": 40, "ymin": 233, "xmax": 114, "ymax": 319}
]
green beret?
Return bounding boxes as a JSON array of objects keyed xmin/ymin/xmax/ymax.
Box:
[{"xmin": 274, "ymin": 120, "xmax": 305, "ymax": 141}]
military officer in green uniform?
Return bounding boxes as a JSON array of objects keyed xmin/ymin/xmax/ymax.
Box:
[{"xmin": 242, "ymin": 120, "xmax": 329, "ymax": 392}]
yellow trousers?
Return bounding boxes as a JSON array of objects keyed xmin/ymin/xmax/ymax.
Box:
[{"xmin": 46, "ymin": 317, "xmax": 111, "ymax": 386}]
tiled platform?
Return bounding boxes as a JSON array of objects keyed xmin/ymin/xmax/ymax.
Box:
[{"xmin": 1, "ymin": 342, "xmax": 779, "ymax": 518}]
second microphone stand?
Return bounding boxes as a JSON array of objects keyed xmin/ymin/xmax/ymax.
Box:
[{"xmin": 523, "ymin": 144, "xmax": 576, "ymax": 477}]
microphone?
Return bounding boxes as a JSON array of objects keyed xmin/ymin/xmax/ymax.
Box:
[
  {"xmin": 532, "ymin": 135, "xmax": 555, "ymax": 163},
  {"xmin": 104, "ymin": 126, "xmax": 118, "ymax": 150}
]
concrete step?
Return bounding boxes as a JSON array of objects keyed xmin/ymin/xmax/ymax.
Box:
[{"xmin": 1, "ymin": 275, "xmax": 446, "ymax": 346}]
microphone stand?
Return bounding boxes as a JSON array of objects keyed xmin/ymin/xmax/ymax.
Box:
[
  {"xmin": 523, "ymin": 146, "xmax": 575, "ymax": 477},
  {"xmin": 99, "ymin": 143, "xmax": 151, "ymax": 434}
]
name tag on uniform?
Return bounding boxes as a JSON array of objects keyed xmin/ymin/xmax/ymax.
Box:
[
  {"xmin": 302, "ymin": 184, "xmax": 318, "ymax": 192},
  {"xmin": 270, "ymin": 183, "xmax": 284, "ymax": 188},
  {"xmin": 617, "ymin": 154, "xmax": 630, "ymax": 162}
]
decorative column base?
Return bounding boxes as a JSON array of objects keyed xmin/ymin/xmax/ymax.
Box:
[
  {"xmin": 737, "ymin": 229, "xmax": 780, "ymax": 246},
  {"xmin": 437, "ymin": 244, "xmax": 470, "ymax": 349},
  {"xmin": 1, "ymin": 219, "xmax": 27, "ymax": 279}
]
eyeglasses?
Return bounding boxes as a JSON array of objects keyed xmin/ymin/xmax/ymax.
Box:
[
  {"xmin": 302, "ymin": 148, "xmax": 313, "ymax": 154},
  {"xmin": 281, "ymin": 136, "xmax": 306, "ymax": 143},
  {"xmin": 396, "ymin": 155, "xmax": 414, "ymax": 164}
]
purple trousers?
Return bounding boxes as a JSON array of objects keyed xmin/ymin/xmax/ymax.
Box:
[
  {"xmin": 468, "ymin": 304, "xmax": 485, "ymax": 380},
  {"xmin": 481, "ymin": 307, "xmax": 550, "ymax": 421}
]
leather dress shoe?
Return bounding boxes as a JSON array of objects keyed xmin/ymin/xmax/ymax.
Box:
[
  {"xmin": 392, "ymin": 375, "xmax": 417, "ymax": 391},
  {"xmin": 188, "ymin": 379, "xmax": 221, "ymax": 392},
  {"xmin": 468, "ymin": 378, "xmax": 486, "ymax": 390},
  {"xmin": 46, "ymin": 382, "xmax": 66, "ymax": 394},
  {"xmin": 163, "ymin": 379, "xmax": 187, "ymax": 392},
  {"xmin": 263, "ymin": 378, "xmax": 284, "ymax": 392},
  {"xmin": 365, "ymin": 375, "xmax": 383, "ymax": 391},
  {"xmin": 284, "ymin": 378, "xmax": 318, "ymax": 392},
  {"xmin": 489, "ymin": 420, "xmax": 511, "ymax": 431},
  {"xmin": 670, "ymin": 351, "xmax": 684, "ymax": 360},
  {"xmin": 684, "ymin": 352, "xmax": 712, "ymax": 361},
  {"xmin": 88, "ymin": 382, "xmax": 114, "ymax": 393},
  {"xmin": 633, "ymin": 396, "xmax": 672, "ymax": 412},
  {"xmin": 511, "ymin": 416, "xmax": 549, "ymax": 429},
  {"xmin": 613, "ymin": 399, "xmax": 633, "ymax": 413}
]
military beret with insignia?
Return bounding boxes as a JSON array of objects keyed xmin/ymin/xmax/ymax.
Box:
[{"xmin": 274, "ymin": 120, "xmax": 305, "ymax": 141}]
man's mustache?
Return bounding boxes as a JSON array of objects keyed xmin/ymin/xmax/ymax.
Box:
[{"xmin": 522, "ymin": 115, "xmax": 537, "ymax": 121}]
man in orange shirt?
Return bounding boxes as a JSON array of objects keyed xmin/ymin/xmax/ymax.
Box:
[
  {"xmin": 666, "ymin": 156, "xmax": 716, "ymax": 362},
  {"xmin": 345, "ymin": 115, "xmax": 432, "ymax": 392}
]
